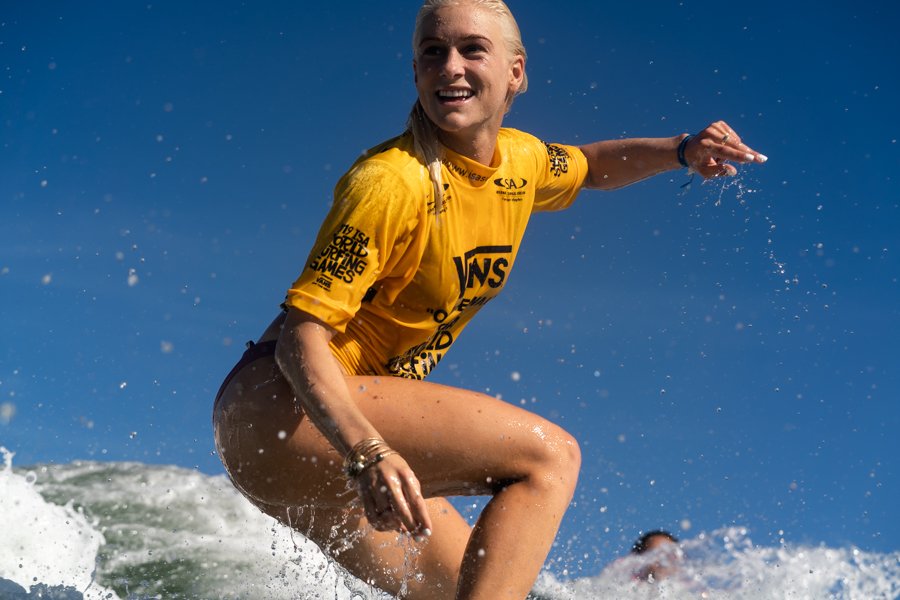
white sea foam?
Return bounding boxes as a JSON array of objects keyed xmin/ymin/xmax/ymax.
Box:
[
  {"xmin": 0, "ymin": 448, "xmax": 897, "ymax": 599},
  {"xmin": 0, "ymin": 447, "xmax": 388, "ymax": 599},
  {"xmin": 0, "ymin": 447, "xmax": 117, "ymax": 599},
  {"xmin": 534, "ymin": 528, "xmax": 900, "ymax": 599}
]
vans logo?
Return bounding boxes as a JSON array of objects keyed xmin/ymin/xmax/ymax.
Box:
[{"xmin": 452, "ymin": 245, "xmax": 512, "ymax": 298}]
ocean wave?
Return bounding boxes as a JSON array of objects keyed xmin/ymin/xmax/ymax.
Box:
[{"xmin": 1, "ymin": 448, "xmax": 897, "ymax": 599}]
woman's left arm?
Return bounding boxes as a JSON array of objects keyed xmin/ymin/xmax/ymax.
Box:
[{"xmin": 578, "ymin": 120, "xmax": 767, "ymax": 190}]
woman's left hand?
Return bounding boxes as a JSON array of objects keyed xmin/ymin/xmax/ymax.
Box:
[
  {"xmin": 684, "ymin": 121, "xmax": 767, "ymax": 179},
  {"xmin": 356, "ymin": 453, "xmax": 433, "ymax": 540}
]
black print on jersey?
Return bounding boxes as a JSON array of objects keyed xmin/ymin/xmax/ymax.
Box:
[
  {"xmin": 386, "ymin": 311, "xmax": 461, "ymax": 380},
  {"xmin": 493, "ymin": 177, "xmax": 528, "ymax": 202},
  {"xmin": 493, "ymin": 177, "xmax": 528, "ymax": 190},
  {"xmin": 427, "ymin": 183, "xmax": 452, "ymax": 216},
  {"xmin": 308, "ymin": 223, "xmax": 370, "ymax": 286},
  {"xmin": 452, "ymin": 245, "xmax": 512, "ymax": 298},
  {"xmin": 442, "ymin": 158, "xmax": 489, "ymax": 183},
  {"xmin": 543, "ymin": 142, "xmax": 570, "ymax": 177},
  {"xmin": 387, "ymin": 246, "xmax": 513, "ymax": 380}
]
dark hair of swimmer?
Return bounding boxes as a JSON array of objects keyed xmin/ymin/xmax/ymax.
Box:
[{"xmin": 631, "ymin": 530, "xmax": 679, "ymax": 554}]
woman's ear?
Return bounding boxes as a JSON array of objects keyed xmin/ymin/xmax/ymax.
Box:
[{"xmin": 508, "ymin": 55, "xmax": 525, "ymax": 93}]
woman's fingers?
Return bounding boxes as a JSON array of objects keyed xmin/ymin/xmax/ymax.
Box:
[
  {"xmin": 400, "ymin": 472, "xmax": 433, "ymax": 540},
  {"xmin": 358, "ymin": 456, "xmax": 433, "ymax": 539},
  {"xmin": 385, "ymin": 476, "xmax": 420, "ymax": 535},
  {"xmin": 360, "ymin": 479, "xmax": 395, "ymax": 531},
  {"xmin": 687, "ymin": 120, "xmax": 767, "ymax": 178},
  {"xmin": 382, "ymin": 465, "xmax": 433, "ymax": 539}
]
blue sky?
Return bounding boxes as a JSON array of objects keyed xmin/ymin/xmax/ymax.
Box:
[{"xmin": 2, "ymin": 1, "xmax": 898, "ymax": 572}]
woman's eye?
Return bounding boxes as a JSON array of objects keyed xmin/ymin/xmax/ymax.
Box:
[
  {"xmin": 421, "ymin": 46, "xmax": 445, "ymax": 57},
  {"xmin": 463, "ymin": 44, "xmax": 486, "ymax": 55}
]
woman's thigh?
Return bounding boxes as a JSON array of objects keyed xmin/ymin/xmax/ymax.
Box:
[
  {"xmin": 214, "ymin": 360, "xmax": 579, "ymax": 597},
  {"xmin": 343, "ymin": 375, "xmax": 581, "ymax": 499},
  {"xmin": 214, "ymin": 360, "xmax": 579, "ymax": 507}
]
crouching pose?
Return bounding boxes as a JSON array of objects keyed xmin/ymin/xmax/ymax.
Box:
[{"xmin": 213, "ymin": 1, "xmax": 766, "ymax": 598}]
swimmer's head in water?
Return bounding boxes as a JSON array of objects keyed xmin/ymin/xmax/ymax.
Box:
[
  {"xmin": 631, "ymin": 529, "xmax": 679, "ymax": 554},
  {"xmin": 631, "ymin": 530, "xmax": 681, "ymax": 582}
]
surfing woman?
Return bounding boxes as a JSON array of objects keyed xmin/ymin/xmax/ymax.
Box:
[{"xmin": 212, "ymin": 0, "xmax": 766, "ymax": 598}]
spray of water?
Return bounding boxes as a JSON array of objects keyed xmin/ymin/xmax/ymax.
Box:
[{"xmin": 1, "ymin": 452, "xmax": 897, "ymax": 599}]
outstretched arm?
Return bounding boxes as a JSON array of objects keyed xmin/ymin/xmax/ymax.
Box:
[{"xmin": 578, "ymin": 120, "xmax": 767, "ymax": 190}]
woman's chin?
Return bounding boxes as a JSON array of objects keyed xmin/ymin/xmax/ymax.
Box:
[{"xmin": 428, "ymin": 111, "xmax": 471, "ymax": 133}]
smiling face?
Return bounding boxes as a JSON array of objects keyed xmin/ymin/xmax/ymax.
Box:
[{"xmin": 413, "ymin": 1, "xmax": 525, "ymax": 161}]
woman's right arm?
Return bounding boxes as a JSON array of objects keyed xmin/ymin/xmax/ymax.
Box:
[
  {"xmin": 275, "ymin": 308, "xmax": 378, "ymax": 455},
  {"xmin": 274, "ymin": 307, "xmax": 433, "ymax": 539}
]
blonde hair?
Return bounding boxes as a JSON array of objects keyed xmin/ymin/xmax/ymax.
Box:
[{"xmin": 407, "ymin": 0, "xmax": 528, "ymax": 220}]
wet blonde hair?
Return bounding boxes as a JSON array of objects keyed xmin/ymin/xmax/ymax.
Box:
[{"xmin": 407, "ymin": 0, "xmax": 528, "ymax": 220}]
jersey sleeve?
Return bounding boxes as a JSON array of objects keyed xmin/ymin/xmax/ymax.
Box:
[
  {"xmin": 284, "ymin": 158, "xmax": 422, "ymax": 332},
  {"xmin": 527, "ymin": 134, "xmax": 589, "ymax": 213}
]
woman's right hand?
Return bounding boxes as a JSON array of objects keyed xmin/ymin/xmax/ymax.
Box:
[
  {"xmin": 354, "ymin": 452, "xmax": 433, "ymax": 541},
  {"xmin": 684, "ymin": 120, "xmax": 767, "ymax": 178}
]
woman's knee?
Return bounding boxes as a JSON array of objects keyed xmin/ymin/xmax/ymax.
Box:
[{"xmin": 517, "ymin": 423, "xmax": 581, "ymax": 498}]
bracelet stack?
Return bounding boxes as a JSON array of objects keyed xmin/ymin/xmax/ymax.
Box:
[{"xmin": 343, "ymin": 438, "xmax": 398, "ymax": 479}]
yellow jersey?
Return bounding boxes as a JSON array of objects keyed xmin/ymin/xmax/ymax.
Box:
[{"xmin": 284, "ymin": 127, "xmax": 588, "ymax": 379}]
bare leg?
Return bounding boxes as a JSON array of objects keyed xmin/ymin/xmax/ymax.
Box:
[
  {"xmin": 214, "ymin": 360, "xmax": 580, "ymax": 599},
  {"xmin": 258, "ymin": 497, "xmax": 471, "ymax": 598}
]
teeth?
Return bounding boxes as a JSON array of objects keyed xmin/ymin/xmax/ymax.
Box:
[{"xmin": 438, "ymin": 89, "xmax": 472, "ymax": 98}]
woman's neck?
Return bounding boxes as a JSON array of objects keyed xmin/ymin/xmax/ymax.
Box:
[{"xmin": 438, "ymin": 127, "xmax": 500, "ymax": 166}]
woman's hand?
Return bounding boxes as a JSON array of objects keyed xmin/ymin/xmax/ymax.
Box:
[
  {"xmin": 354, "ymin": 453, "xmax": 433, "ymax": 541},
  {"xmin": 684, "ymin": 120, "xmax": 767, "ymax": 179}
]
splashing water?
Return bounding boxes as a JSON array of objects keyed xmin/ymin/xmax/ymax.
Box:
[
  {"xmin": 0, "ymin": 450, "xmax": 897, "ymax": 599},
  {"xmin": 533, "ymin": 527, "xmax": 899, "ymax": 599},
  {"xmin": 0, "ymin": 448, "xmax": 115, "ymax": 599},
  {"xmin": 0, "ymin": 448, "xmax": 390, "ymax": 599},
  {"xmin": 693, "ymin": 170, "xmax": 801, "ymax": 292}
]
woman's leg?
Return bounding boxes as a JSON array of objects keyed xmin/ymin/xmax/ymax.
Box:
[
  {"xmin": 215, "ymin": 357, "xmax": 472, "ymax": 598},
  {"xmin": 341, "ymin": 376, "xmax": 581, "ymax": 600},
  {"xmin": 260, "ymin": 497, "xmax": 471, "ymax": 598},
  {"xmin": 214, "ymin": 359, "xmax": 580, "ymax": 599}
]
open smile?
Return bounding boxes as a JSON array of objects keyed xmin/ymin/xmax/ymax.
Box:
[{"xmin": 436, "ymin": 88, "xmax": 474, "ymax": 103}]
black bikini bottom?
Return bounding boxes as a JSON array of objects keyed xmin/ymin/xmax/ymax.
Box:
[{"xmin": 213, "ymin": 340, "xmax": 278, "ymax": 411}]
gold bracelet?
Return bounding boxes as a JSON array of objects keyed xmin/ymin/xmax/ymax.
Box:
[{"xmin": 343, "ymin": 438, "xmax": 396, "ymax": 479}]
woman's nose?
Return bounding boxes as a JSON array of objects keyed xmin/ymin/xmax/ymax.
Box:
[{"xmin": 440, "ymin": 48, "xmax": 465, "ymax": 79}]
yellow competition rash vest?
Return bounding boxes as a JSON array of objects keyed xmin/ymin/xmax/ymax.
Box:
[{"xmin": 284, "ymin": 128, "xmax": 588, "ymax": 379}]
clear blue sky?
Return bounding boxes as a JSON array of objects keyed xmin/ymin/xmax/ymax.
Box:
[{"xmin": 2, "ymin": 1, "xmax": 898, "ymax": 570}]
